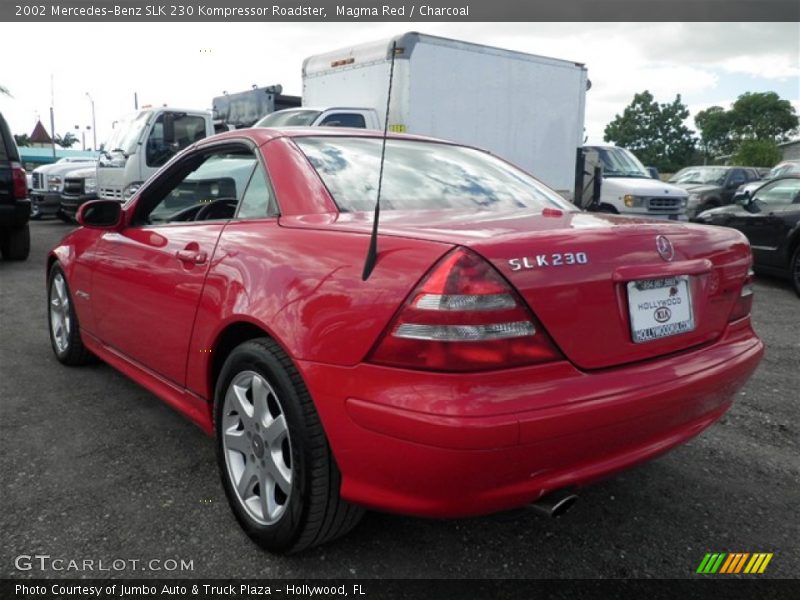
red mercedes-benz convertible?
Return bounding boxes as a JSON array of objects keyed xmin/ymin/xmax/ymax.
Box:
[{"xmin": 47, "ymin": 128, "xmax": 763, "ymax": 553}]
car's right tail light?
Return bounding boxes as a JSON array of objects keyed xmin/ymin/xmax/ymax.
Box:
[
  {"xmin": 368, "ymin": 247, "xmax": 562, "ymax": 372},
  {"xmin": 728, "ymin": 268, "xmax": 754, "ymax": 322},
  {"xmin": 11, "ymin": 162, "xmax": 27, "ymax": 200}
]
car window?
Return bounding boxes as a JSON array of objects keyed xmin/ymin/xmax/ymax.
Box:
[
  {"xmin": 753, "ymin": 179, "xmax": 800, "ymax": 206},
  {"xmin": 146, "ymin": 113, "xmax": 207, "ymax": 168},
  {"xmin": 237, "ymin": 162, "xmax": 278, "ymax": 219},
  {"xmin": 728, "ymin": 169, "xmax": 746, "ymax": 186},
  {"xmin": 144, "ymin": 151, "xmax": 257, "ymax": 224},
  {"xmin": 296, "ymin": 136, "xmax": 575, "ymax": 213},
  {"xmin": 319, "ymin": 113, "xmax": 367, "ymax": 128},
  {"xmin": 669, "ymin": 167, "xmax": 728, "ymax": 185},
  {"xmin": 0, "ymin": 113, "xmax": 18, "ymax": 161}
]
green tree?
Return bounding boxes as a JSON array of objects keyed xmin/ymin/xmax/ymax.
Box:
[
  {"xmin": 54, "ymin": 132, "xmax": 78, "ymax": 148},
  {"xmin": 13, "ymin": 134, "xmax": 31, "ymax": 147},
  {"xmin": 604, "ymin": 90, "xmax": 696, "ymax": 173},
  {"xmin": 729, "ymin": 91, "xmax": 798, "ymax": 142},
  {"xmin": 694, "ymin": 92, "xmax": 797, "ymax": 162},
  {"xmin": 733, "ymin": 139, "xmax": 782, "ymax": 167},
  {"xmin": 695, "ymin": 106, "xmax": 735, "ymax": 159}
]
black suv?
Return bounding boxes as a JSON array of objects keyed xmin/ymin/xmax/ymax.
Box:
[
  {"xmin": 0, "ymin": 112, "xmax": 30, "ymax": 260},
  {"xmin": 669, "ymin": 165, "xmax": 762, "ymax": 218}
]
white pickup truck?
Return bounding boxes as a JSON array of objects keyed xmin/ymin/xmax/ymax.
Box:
[{"xmin": 255, "ymin": 107, "xmax": 380, "ymax": 130}]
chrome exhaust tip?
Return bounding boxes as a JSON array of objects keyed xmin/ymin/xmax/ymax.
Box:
[{"xmin": 528, "ymin": 489, "xmax": 578, "ymax": 518}]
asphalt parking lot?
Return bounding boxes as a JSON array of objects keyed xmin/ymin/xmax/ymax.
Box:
[{"xmin": 1, "ymin": 220, "xmax": 798, "ymax": 580}]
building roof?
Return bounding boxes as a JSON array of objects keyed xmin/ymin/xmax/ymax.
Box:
[{"xmin": 29, "ymin": 120, "xmax": 52, "ymax": 144}]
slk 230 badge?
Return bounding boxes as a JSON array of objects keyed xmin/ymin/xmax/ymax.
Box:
[{"xmin": 508, "ymin": 252, "xmax": 589, "ymax": 271}]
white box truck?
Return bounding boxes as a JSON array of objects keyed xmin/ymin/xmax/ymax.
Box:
[{"xmin": 297, "ymin": 32, "xmax": 588, "ymax": 199}]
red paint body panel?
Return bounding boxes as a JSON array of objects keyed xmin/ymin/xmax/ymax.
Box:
[
  {"xmin": 92, "ymin": 224, "xmax": 224, "ymax": 386},
  {"xmin": 184, "ymin": 219, "xmax": 450, "ymax": 399},
  {"xmin": 300, "ymin": 320, "xmax": 761, "ymax": 516},
  {"xmin": 48, "ymin": 128, "xmax": 765, "ymax": 519}
]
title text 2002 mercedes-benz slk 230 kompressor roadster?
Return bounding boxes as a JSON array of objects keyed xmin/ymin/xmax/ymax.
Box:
[{"xmin": 47, "ymin": 128, "xmax": 763, "ymax": 553}]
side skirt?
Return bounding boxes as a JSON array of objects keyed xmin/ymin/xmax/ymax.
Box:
[{"xmin": 82, "ymin": 332, "xmax": 214, "ymax": 436}]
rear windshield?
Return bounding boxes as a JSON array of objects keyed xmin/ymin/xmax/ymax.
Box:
[
  {"xmin": 0, "ymin": 114, "xmax": 19, "ymax": 161},
  {"xmin": 294, "ymin": 137, "xmax": 573, "ymax": 213}
]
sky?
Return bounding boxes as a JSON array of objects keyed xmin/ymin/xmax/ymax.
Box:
[{"xmin": 0, "ymin": 22, "xmax": 797, "ymax": 148}]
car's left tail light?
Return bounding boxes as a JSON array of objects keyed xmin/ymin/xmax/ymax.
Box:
[
  {"xmin": 728, "ymin": 268, "xmax": 754, "ymax": 322},
  {"xmin": 368, "ymin": 247, "xmax": 562, "ymax": 372},
  {"xmin": 11, "ymin": 162, "xmax": 26, "ymax": 199}
]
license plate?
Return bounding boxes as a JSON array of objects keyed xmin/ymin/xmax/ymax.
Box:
[{"xmin": 626, "ymin": 276, "xmax": 695, "ymax": 343}]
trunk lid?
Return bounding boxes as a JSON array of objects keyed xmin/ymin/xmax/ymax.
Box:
[{"xmin": 281, "ymin": 209, "xmax": 752, "ymax": 370}]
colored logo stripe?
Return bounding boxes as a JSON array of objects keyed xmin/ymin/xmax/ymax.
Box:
[
  {"xmin": 697, "ymin": 553, "xmax": 773, "ymax": 574},
  {"xmin": 744, "ymin": 553, "xmax": 773, "ymax": 574}
]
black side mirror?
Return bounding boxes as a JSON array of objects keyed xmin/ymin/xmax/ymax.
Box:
[
  {"xmin": 734, "ymin": 190, "xmax": 752, "ymax": 206},
  {"xmin": 77, "ymin": 200, "xmax": 122, "ymax": 229}
]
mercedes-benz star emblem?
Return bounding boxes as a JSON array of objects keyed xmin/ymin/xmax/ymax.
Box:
[{"xmin": 656, "ymin": 235, "xmax": 675, "ymax": 262}]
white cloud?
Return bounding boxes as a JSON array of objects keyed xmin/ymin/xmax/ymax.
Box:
[
  {"xmin": 0, "ymin": 22, "xmax": 797, "ymax": 149},
  {"xmin": 719, "ymin": 55, "xmax": 800, "ymax": 80}
]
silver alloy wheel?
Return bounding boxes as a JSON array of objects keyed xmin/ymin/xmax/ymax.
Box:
[
  {"xmin": 222, "ymin": 370, "xmax": 293, "ymax": 525},
  {"xmin": 49, "ymin": 273, "xmax": 71, "ymax": 354}
]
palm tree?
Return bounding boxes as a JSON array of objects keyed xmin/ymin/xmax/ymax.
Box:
[{"xmin": 0, "ymin": 84, "xmax": 11, "ymax": 97}]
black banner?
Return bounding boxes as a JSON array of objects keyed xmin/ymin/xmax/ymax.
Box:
[
  {"xmin": 3, "ymin": 0, "xmax": 800, "ymax": 22},
  {"xmin": 4, "ymin": 579, "xmax": 800, "ymax": 600}
]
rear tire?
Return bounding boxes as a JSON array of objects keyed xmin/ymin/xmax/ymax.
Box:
[
  {"xmin": 57, "ymin": 210, "xmax": 72, "ymax": 224},
  {"xmin": 47, "ymin": 263, "xmax": 92, "ymax": 365},
  {"xmin": 215, "ymin": 338, "xmax": 363, "ymax": 554},
  {"xmin": 791, "ymin": 246, "xmax": 800, "ymax": 298},
  {"xmin": 0, "ymin": 224, "xmax": 30, "ymax": 260}
]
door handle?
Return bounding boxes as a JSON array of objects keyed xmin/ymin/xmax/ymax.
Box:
[{"xmin": 175, "ymin": 249, "xmax": 208, "ymax": 265}]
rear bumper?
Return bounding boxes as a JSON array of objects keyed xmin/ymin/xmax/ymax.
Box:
[
  {"xmin": 299, "ymin": 320, "xmax": 763, "ymax": 517},
  {"xmin": 0, "ymin": 199, "xmax": 31, "ymax": 230}
]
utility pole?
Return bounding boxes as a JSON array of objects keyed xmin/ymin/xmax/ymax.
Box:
[
  {"xmin": 86, "ymin": 92, "xmax": 96, "ymax": 151},
  {"xmin": 50, "ymin": 74, "xmax": 56, "ymax": 158}
]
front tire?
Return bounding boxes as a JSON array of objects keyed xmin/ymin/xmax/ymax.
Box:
[
  {"xmin": 215, "ymin": 338, "xmax": 363, "ymax": 554},
  {"xmin": 47, "ymin": 263, "xmax": 91, "ymax": 365},
  {"xmin": 791, "ymin": 246, "xmax": 800, "ymax": 298}
]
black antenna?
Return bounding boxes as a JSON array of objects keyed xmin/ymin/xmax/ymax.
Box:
[{"xmin": 362, "ymin": 41, "xmax": 398, "ymax": 281}]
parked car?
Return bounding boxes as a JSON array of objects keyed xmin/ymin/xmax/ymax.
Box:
[
  {"xmin": 0, "ymin": 112, "xmax": 30, "ymax": 260},
  {"xmin": 669, "ymin": 165, "xmax": 762, "ymax": 217},
  {"xmin": 735, "ymin": 159, "xmax": 800, "ymax": 199},
  {"xmin": 59, "ymin": 165, "xmax": 98, "ymax": 222},
  {"xmin": 30, "ymin": 157, "xmax": 96, "ymax": 220},
  {"xmin": 48, "ymin": 128, "xmax": 763, "ymax": 553},
  {"xmin": 694, "ymin": 175, "xmax": 800, "ymax": 296}
]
